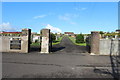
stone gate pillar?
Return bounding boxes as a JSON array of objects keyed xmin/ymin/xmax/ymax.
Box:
[
  {"xmin": 90, "ymin": 31, "xmax": 100, "ymax": 55},
  {"xmin": 21, "ymin": 28, "xmax": 31, "ymax": 53},
  {"xmin": 40, "ymin": 29, "xmax": 51, "ymax": 53}
]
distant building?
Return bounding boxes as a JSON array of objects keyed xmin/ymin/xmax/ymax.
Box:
[
  {"xmin": 32, "ymin": 35, "xmax": 41, "ymax": 42},
  {"xmin": 55, "ymin": 32, "xmax": 61, "ymax": 40},
  {"xmin": 0, "ymin": 31, "xmax": 22, "ymax": 36},
  {"xmin": 64, "ymin": 32, "xmax": 75, "ymax": 37},
  {"xmin": 116, "ymin": 29, "xmax": 120, "ymax": 33},
  {"xmin": 31, "ymin": 32, "xmax": 41, "ymax": 42},
  {"xmin": 0, "ymin": 31, "xmax": 22, "ymax": 34}
]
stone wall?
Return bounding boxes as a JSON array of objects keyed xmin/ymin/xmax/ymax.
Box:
[
  {"xmin": 0, "ymin": 36, "xmax": 25, "ymax": 53},
  {"xmin": 0, "ymin": 29, "xmax": 31, "ymax": 53},
  {"xmin": 99, "ymin": 39, "xmax": 120, "ymax": 55},
  {"xmin": 89, "ymin": 31, "xmax": 120, "ymax": 56},
  {"xmin": 0, "ymin": 36, "xmax": 9, "ymax": 52}
]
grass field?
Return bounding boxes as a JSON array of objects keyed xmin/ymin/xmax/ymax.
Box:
[{"xmin": 69, "ymin": 37, "xmax": 86, "ymax": 46}]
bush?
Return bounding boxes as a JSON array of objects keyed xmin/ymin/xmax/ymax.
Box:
[
  {"xmin": 100, "ymin": 31, "xmax": 104, "ymax": 35},
  {"xmin": 51, "ymin": 33, "xmax": 56, "ymax": 42},
  {"xmin": 35, "ymin": 40, "xmax": 38, "ymax": 43},
  {"xmin": 76, "ymin": 34, "xmax": 84, "ymax": 43}
]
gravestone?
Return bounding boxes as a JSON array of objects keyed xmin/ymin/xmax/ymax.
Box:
[
  {"xmin": 115, "ymin": 35, "xmax": 118, "ymax": 39},
  {"xmin": 90, "ymin": 31, "xmax": 100, "ymax": 54},
  {"xmin": 106, "ymin": 36, "xmax": 109, "ymax": 39},
  {"xmin": 40, "ymin": 29, "xmax": 51, "ymax": 53}
]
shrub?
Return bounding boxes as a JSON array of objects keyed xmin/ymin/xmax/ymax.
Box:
[
  {"xmin": 99, "ymin": 31, "xmax": 104, "ymax": 35},
  {"xmin": 51, "ymin": 33, "xmax": 56, "ymax": 42},
  {"xmin": 35, "ymin": 40, "xmax": 38, "ymax": 43},
  {"xmin": 76, "ymin": 34, "xmax": 84, "ymax": 43}
]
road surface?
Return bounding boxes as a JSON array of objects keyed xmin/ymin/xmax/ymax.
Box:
[{"xmin": 2, "ymin": 36, "xmax": 119, "ymax": 79}]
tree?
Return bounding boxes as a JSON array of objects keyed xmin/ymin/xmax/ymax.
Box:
[
  {"xmin": 50, "ymin": 33, "xmax": 56, "ymax": 42},
  {"xmin": 76, "ymin": 34, "xmax": 84, "ymax": 43},
  {"xmin": 100, "ymin": 31, "xmax": 104, "ymax": 35},
  {"xmin": 35, "ymin": 40, "xmax": 38, "ymax": 43}
]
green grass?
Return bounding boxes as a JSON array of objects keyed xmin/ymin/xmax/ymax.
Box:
[
  {"xmin": 52, "ymin": 42, "xmax": 59, "ymax": 45},
  {"xmin": 31, "ymin": 37, "xmax": 63, "ymax": 46},
  {"xmin": 69, "ymin": 37, "xmax": 86, "ymax": 46},
  {"xmin": 75, "ymin": 43, "xmax": 86, "ymax": 46},
  {"xmin": 30, "ymin": 42, "xmax": 40, "ymax": 46},
  {"xmin": 52, "ymin": 37, "xmax": 63, "ymax": 45}
]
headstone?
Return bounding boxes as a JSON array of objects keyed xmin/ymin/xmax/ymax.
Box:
[
  {"xmin": 56, "ymin": 32, "xmax": 61, "ymax": 40},
  {"xmin": 40, "ymin": 29, "xmax": 51, "ymax": 53},
  {"xmin": 106, "ymin": 36, "xmax": 109, "ymax": 39},
  {"xmin": 115, "ymin": 35, "xmax": 118, "ymax": 39},
  {"xmin": 90, "ymin": 31, "xmax": 100, "ymax": 54},
  {"xmin": 56, "ymin": 35, "xmax": 58, "ymax": 41}
]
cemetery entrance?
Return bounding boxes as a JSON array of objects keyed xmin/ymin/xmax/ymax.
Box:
[
  {"xmin": 30, "ymin": 29, "xmax": 52, "ymax": 53},
  {"xmin": 30, "ymin": 29, "xmax": 88, "ymax": 54},
  {"xmin": 52, "ymin": 36, "xmax": 88, "ymax": 54}
]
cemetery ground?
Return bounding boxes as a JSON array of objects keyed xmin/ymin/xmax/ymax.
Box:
[
  {"xmin": 30, "ymin": 36, "xmax": 63, "ymax": 52},
  {"xmin": 2, "ymin": 36, "xmax": 120, "ymax": 79},
  {"xmin": 69, "ymin": 37, "xmax": 86, "ymax": 46},
  {"xmin": 30, "ymin": 36, "xmax": 63, "ymax": 46}
]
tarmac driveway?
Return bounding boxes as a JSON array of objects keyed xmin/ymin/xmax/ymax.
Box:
[{"xmin": 52, "ymin": 36, "xmax": 87, "ymax": 54}]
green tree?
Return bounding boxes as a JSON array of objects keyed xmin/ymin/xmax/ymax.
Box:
[
  {"xmin": 100, "ymin": 31, "xmax": 104, "ymax": 35},
  {"xmin": 51, "ymin": 33, "xmax": 56, "ymax": 42},
  {"xmin": 35, "ymin": 40, "xmax": 38, "ymax": 43},
  {"xmin": 76, "ymin": 34, "xmax": 84, "ymax": 43},
  {"xmin": 118, "ymin": 34, "xmax": 120, "ymax": 38}
]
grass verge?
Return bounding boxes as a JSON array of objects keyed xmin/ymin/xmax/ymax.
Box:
[
  {"xmin": 52, "ymin": 37, "xmax": 63, "ymax": 45},
  {"xmin": 30, "ymin": 42, "xmax": 40, "ymax": 46},
  {"xmin": 69, "ymin": 37, "xmax": 86, "ymax": 46}
]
